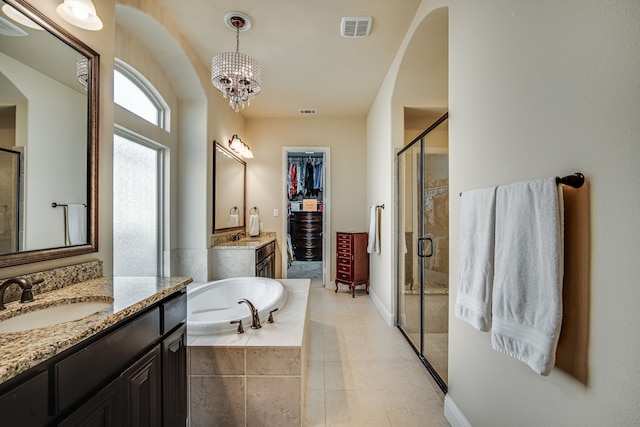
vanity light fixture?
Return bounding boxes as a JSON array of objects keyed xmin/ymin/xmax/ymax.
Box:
[
  {"xmin": 211, "ymin": 12, "xmax": 262, "ymax": 112},
  {"xmin": 56, "ymin": 0, "xmax": 103, "ymax": 31},
  {"xmin": 1, "ymin": 4, "xmax": 43, "ymax": 30},
  {"xmin": 228, "ymin": 134, "xmax": 254, "ymax": 159}
]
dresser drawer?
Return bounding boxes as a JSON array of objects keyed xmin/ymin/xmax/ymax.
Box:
[
  {"xmin": 337, "ymin": 271, "xmax": 352, "ymax": 281},
  {"xmin": 338, "ymin": 263, "xmax": 352, "ymax": 275},
  {"xmin": 295, "ymin": 212, "xmax": 322, "ymax": 222}
]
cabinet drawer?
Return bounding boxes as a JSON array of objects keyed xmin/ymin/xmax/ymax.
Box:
[
  {"xmin": 162, "ymin": 291, "xmax": 187, "ymax": 335},
  {"xmin": 296, "ymin": 222, "xmax": 322, "ymax": 232},
  {"xmin": 55, "ymin": 307, "xmax": 160, "ymax": 414}
]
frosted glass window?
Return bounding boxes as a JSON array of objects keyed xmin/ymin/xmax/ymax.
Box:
[
  {"xmin": 114, "ymin": 69, "xmax": 160, "ymax": 126},
  {"xmin": 113, "ymin": 134, "xmax": 160, "ymax": 276}
]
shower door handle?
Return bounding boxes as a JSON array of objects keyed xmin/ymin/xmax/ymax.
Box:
[{"xmin": 417, "ymin": 237, "xmax": 433, "ymax": 258}]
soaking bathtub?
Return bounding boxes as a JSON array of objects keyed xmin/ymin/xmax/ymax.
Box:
[{"xmin": 187, "ymin": 277, "xmax": 287, "ymax": 335}]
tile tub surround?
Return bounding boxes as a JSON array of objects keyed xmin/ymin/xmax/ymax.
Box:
[
  {"xmin": 0, "ymin": 275, "xmax": 192, "ymax": 383},
  {"xmin": 0, "ymin": 260, "xmax": 103, "ymax": 304},
  {"xmin": 188, "ymin": 279, "xmax": 311, "ymax": 426}
]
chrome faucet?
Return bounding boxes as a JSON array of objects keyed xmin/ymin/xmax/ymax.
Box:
[
  {"xmin": 0, "ymin": 277, "xmax": 42, "ymax": 310},
  {"xmin": 238, "ymin": 298, "xmax": 261, "ymax": 329}
]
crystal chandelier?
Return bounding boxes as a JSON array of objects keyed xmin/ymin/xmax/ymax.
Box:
[
  {"xmin": 76, "ymin": 55, "xmax": 88, "ymax": 90},
  {"xmin": 211, "ymin": 14, "xmax": 262, "ymax": 113}
]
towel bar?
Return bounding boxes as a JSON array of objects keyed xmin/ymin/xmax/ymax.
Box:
[{"xmin": 459, "ymin": 173, "xmax": 585, "ymax": 197}]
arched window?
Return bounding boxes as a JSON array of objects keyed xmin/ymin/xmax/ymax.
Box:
[{"xmin": 114, "ymin": 59, "xmax": 170, "ymax": 130}]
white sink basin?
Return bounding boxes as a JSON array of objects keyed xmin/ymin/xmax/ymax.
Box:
[{"xmin": 0, "ymin": 301, "xmax": 113, "ymax": 333}]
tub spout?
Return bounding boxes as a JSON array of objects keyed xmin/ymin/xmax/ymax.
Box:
[{"xmin": 238, "ymin": 298, "xmax": 261, "ymax": 329}]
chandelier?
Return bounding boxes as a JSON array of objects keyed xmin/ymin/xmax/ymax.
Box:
[{"xmin": 211, "ymin": 13, "xmax": 262, "ymax": 113}]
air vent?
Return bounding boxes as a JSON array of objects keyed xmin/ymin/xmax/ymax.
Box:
[
  {"xmin": 299, "ymin": 109, "xmax": 317, "ymax": 115},
  {"xmin": 340, "ymin": 16, "xmax": 372, "ymax": 38}
]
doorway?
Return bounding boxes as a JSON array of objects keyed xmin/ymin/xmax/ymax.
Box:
[
  {"xmin": 282, "ymin": 147, "xmax": 330, "ymax": 286},
  {"xmin": 396, "ymin": 113, "xmax": 449, "ymax": 392}
]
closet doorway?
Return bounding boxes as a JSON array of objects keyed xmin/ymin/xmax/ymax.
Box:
[
  {"xmin": 396, "ymin": 113, "xmax": 449, "ymax": 392},
  {"xmin": 282, "ymin": 147, "xmax": 330, "ymax": 286}
]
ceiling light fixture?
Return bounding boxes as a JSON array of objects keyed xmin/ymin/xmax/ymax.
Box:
[
  {"xmin": 211, "ymin": 12, "xmax": 262, "ymax": 113},
  {"xmin": 56, "ymin": 0, "xmax": 103, "ymax": 31},
  {"xmin": 1, "ymin": 4, "xmax": 43, "ymax": 30},
  {"xmin": 228, "ymin": 134, "xmax": 254, "ymax": 159}
]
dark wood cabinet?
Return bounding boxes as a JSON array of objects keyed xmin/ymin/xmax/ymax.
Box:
[
  {"xmin": 58, "ymin": 378, "xmax": 121, "ymax": 427},
  {"xmin": 291, "ymin": 211, "xmax": 323, "ymax": 261},
  {"xmin": 335, "ymin": 232, "xmax": 369, "ymax": 297},
  {"xmin": 162, "ymin": 325, "xmax": 188, "ymax": 427},
  {"xmin": 121, "ymin": 345, "xmax": 162, "ymax": 427},
  {"xmin": 0, "ymin": 289, "xmax": 187, "ymax": 427}
]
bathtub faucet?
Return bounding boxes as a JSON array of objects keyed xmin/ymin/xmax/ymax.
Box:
[{"xmin": 238, "ymin": 298, "xmax": 262, "ymax": 329}]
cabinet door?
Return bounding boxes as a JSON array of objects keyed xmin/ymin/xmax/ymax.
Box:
[
  {"xmin": 162, "ymin": 325, "xmax": 187, "ymax": 427},
  {"xmin": 58, "ymin": 378, "xmax": 121, "ymax": 427},
  {"xmin": 121, "ymin": 345, "xmax": 162, "ymax": 427},
  {"xmin": 0, "ymin": 371, "xmax": 48, "ymax": 427}
]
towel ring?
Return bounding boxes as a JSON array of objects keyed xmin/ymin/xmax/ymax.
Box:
[
  {"xmin": 229, "ymin": 206, "xmax": 239, "ymax": 214},
  {"xmin": 250, "ymin": 207, "xmax": 259, "ymax": 215}
]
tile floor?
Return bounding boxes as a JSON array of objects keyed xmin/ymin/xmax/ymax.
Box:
[{"xmin": 303, "ymin": 277, "xmax": 450, "ymax": 427}]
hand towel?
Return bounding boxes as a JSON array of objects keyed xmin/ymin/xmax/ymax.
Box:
[
  {"xmin": 248, "ymin": 214, "xmax": 260, "ymax": 237},
  {"xmin": 491, "ymin": 177, "xmax": 564, "ymax": 376},
  {"xmin": 367, "ymin": 205, "xmax": 380, "ymax": 254},
  {"xmin": 65, "ymin": 204, "xmax": 86, "ymax": 245},
  {"xmin": 454, "ymin": 186, "xmax": 497, "ymax": 332},
  {"xmin": 228, "ymin": 213, "xmax": 239, "ymax": 227}
]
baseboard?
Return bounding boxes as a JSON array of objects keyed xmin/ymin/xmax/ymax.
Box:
[
  {"xmin": 369, "ymin": 289, "xmax": 395, "ymax": 326},
  {"xmin": 444, "ymin": 395, "xmax": 472, "ymax": 427}
]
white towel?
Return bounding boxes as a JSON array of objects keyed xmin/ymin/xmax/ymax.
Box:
[
  {"xmin": 228, "ymin": 213, "xmax": 239, "ymax": 227},
  {"xmin": 367, "ymin": 205, "xmax": 380, "ymax": 254},
  {"xmin": 248, "ymin": 214, "xmax": 260, "ymax": 237},
  {"xmin": 65, "ymin": 204, "xmax": 86, "ymax": 245},
  {"xmin": 491, "ymin": 177, "xmax": 564, "ymax": 376},
  {"xmin": 455, "ymin": 186, "xmax": 497, "ymax": 332}
]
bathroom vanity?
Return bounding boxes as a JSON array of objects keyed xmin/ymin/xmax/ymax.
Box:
[
  {"xmin": 210, "ymin": 233, "xmax": 277, "ymax": 279},
  {"xmin": 0, "ymin": 275, "xmax": 191, "ymax": 427}
]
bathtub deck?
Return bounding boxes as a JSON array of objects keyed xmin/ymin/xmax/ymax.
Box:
[{"xmin": 187, "ymin": 279, "xmax": 311, "ymax": 426}]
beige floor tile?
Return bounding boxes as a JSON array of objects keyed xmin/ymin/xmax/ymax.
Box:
[{"xmin": 303, "ymin": 282, "xmax": 449, "ymax": 426}]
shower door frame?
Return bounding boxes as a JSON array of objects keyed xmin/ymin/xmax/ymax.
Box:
[
  {"xmin": 396, "ymin": 112, "xmax": 448, "ymax": 393},
  {"xmin": 0, "ymin": 147, "xmax": 22, "ymax": 253}
]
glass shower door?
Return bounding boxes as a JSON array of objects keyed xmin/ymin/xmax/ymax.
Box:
[
  {"xmin": 0, "ymin": 148, "xmax": 21, "ymax": 254},
  {"xmin": 396, "ymin": 113, "xmax": 449, "ymax": 392}
]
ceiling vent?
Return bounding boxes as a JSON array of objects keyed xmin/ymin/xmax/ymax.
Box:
[
  {"xmin": 299, "ymin": 109, "xmax": 317, "ymax": 116},
  {"xmin": 340, "ymin": 16, "xmax": 372, "ymax": 38}
]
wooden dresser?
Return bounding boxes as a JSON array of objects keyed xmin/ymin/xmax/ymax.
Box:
[
  {"xmin": 291, "ymin": 211, "xmax": 323, "ymax": 261},
  {"xmin": 335, "ymin": 232, "xmax": 369, "ymax": 297}
]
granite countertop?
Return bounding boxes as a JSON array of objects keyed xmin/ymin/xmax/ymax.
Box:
[
  {"xmin": 213, "ymin": 234, "xmax": 276, "ymax": 249},
  {"xmin": 0, "ymin": 276, "xmax": 192, "ymax": 384}
]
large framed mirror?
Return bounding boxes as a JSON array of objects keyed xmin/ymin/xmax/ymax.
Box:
[
  {"xmin": 0, "ymin": 0, "xmax": 99, "ymax": 267},
  {"xmin": 213, "ymin": 141, "xmax": 245, "ymax": 233}
]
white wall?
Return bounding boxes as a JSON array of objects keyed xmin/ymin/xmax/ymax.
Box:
[
  {"xmin": 447, "ymin": 0, "xmax": 640, "ymax": 425},
  {"xmin": 367, "ymin": 1, "xmax": 449, "ymax": 322},
  {"xmin": 245, "ymin": 117, "xmax": 367, "ymax": 279}
]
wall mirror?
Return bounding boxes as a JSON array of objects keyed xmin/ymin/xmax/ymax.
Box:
[
  {"xmin": 0, "ymin": 0, "xmax": 99, "ymax": 267},
  {"xmin": 213, "ymin": 141, "xmax": 245, "ymax": 233}
]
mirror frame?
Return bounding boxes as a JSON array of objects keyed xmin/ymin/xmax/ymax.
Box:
[
  {"xmin": 213, "ymin": 141, "xmax": 246, "ymax": 234},
  {"xmin": 0, "ymin": 0, "xmax": 99, "ymax": 267}
]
